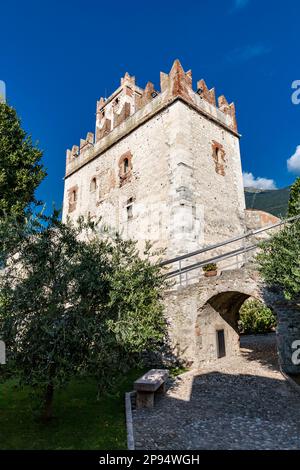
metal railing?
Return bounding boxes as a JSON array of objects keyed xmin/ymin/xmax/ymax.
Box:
[{"xmin": 161, "ymin": 214, "xmax": 300, "ymax": 282}]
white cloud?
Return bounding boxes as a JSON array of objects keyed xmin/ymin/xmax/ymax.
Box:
[
  {"xmin": 243, "ymin": 172, "xmax": 277, "ymax": 190},
  {"xmin": 287, "ymin": 146, "xmax": 300, "ymax": 174}
]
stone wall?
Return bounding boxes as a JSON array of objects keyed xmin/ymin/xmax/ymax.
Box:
[
  {"xmin": 164, "ymin": 266, "xmax": 300, "ymax": 375},
  {"xmin": 62, "ymin": 60, "xmax": 245, "ymax": 261},
  {"xmin": 271, "ymin": 300, "xmax": 300, "ymax": 375},
  {"xmin": 164, "ymin": 268, "xmax": 260, "ymax": 367}
]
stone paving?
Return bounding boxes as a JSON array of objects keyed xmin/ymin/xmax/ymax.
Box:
[{"xmin": 132, "ymin": 334, "xmax": 300, "ymax": 450}]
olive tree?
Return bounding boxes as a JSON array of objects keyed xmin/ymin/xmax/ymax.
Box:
[{"xmin": 0, "ymin": 214, "xmax": 167, "ymax": 420}]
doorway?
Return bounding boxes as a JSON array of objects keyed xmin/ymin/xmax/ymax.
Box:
[{"xmin": 216, "ymin": 329, "xmax": 226, "ymax": 358}]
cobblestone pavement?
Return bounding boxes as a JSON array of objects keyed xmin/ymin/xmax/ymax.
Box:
[{"xmin": 132, "ymin": 334, "xmax": 300, "ymax": 450}]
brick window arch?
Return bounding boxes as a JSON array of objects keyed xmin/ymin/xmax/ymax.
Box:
[
  {"xmin": 119, "ymin": 151, "xmax": 133, "ymax": 186},
  {"xmin": 212, "ymin": 141, "xmax": 226, "ymax": 176},
  {"xmin": 68, "ymin": 185, "xmax": 78, "ymax": 213},
  {"xmin": 71, "ymin": 189, "xmax": 77, "ymax": 203}
]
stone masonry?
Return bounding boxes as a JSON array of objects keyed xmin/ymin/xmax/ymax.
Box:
[
  {"xmin": 62, "ymin": 60, "xmax": 300, "ymax": 375},
  {"xmin": 165, "ymin": 264, "xmax": 300, "ymax": 375},
  {"xmin": 62, "ymin": 60, "xmax": 245, "ymax": 260}
]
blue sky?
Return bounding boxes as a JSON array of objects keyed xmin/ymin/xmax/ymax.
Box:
[{"xmin": 0, "ymin": 0, "xmax": 299, "ymax": 211}]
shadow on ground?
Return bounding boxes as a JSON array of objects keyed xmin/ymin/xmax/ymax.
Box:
[
  {"xmin": 133, "ymin": 334, "xmax": 300, "ymax": 450},
  {"xmin": 239, "ymin": 333, "xmax": 279, "ymax": 371}
]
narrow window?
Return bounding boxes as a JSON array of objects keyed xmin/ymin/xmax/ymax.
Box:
[
  {"xmin": 119, "ymin": 151, "xmax": 132, "ymax": 186},
  {"xmin": 216, "ymin": 329, "xmax": 226, "ymax": 358},
  {"xmin": 123, "ymin": 158, "xmax": 129, "ymax": 174},
  {"xmin": 126, "ymin": 198, "xmax": 133, "ymax": 220},
  {"xmin": 71, "ymin": 189, "xmax": 77, "ymax": 203},
  {"xmin": 68, "ymin": 186, "xmax": 78, "ymax": 213},
  {"xmin": 90, "ymin": 177, "xmax": 97, "ymax": 192}
]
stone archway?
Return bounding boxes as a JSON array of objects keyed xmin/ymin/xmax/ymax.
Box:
[
  {"xmin": 194, "ymin": 291, "xmax": 252, "ymax": 366},
  {"xmin": 164, "ymin": 266, "xmax": 300, "ymax": 374}
]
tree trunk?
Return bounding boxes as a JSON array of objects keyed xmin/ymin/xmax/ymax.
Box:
[{"xmin": 42, "ymin": 383, "xmax": 54, "ymax": 422}]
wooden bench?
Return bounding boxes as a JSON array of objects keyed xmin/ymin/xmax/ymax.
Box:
[{"xmin": 134, "ymin": 369, "xmax": 169, "ymax": 409}]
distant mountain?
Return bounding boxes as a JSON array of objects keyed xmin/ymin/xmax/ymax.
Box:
[{"xmin": 244, "ymin": 187, "xmax": 290, "ymax": 218}]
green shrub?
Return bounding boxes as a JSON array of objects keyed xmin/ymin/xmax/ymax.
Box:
[
  {"xmin": 202, "ymin": 263, "xmax": 217, "ymax": 272},
  {"xmin": 238, "ymin": 299, "xmax": 276, "ymax": 334}
]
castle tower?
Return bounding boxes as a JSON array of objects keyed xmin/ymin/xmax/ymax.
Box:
[{"xmin": 62, "ymin": 60, "xmax": 245, "ymax": 260}]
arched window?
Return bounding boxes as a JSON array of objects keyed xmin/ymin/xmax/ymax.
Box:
[
  {"xmin": 68, "ymin": 185, "xmax": 78, "ymax": 213},
  {"xmin": 212, "ymin": 141, "xmax": 226, "ymax": 176},
  {"xmin": 123, "ymin": 158, "xmax": 129, "ymax": 174},
  {"xmin": 90, "ymin": 177, "xmax": 97, "ymax": 192},
  {"xmin": 119, "ymin": 151, "xmax": 132, "ymax": 187},
  {"xmin": 71, "ymin": 189, "xmax": 77, "ymax": 203}
]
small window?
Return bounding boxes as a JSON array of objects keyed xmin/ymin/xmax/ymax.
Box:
[
  {"xmin": 212, "ymin": 141, "xmax": 226, "ymax": 176},
  {"xmin": 101, "ymin": 110, "xmax": 105, "ymax": 118},
  {"xmin": 123, "ymin": 158, "xmax": 129, "ymax": 174},
  {"xmin": 71, "ymin": 189, "xmax": 77, "ymax": 203},
  {"xmin": 126, "ymin": 198, "xmax": 133, "ymax": 220},
  {"xmin": 90, "ymin": 177, "xmax": 97, "ymax": 192},
  {"xmin": 68, "ymin": 186, "xmax": 78, "ymax": 213},
  {"xmin": 119, "ymin": 151, "xmax": 132, "ymax": 186}
]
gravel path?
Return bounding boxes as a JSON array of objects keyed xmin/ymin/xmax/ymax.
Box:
[{"xmin": 132, "ymin": 334, "xmax": 300, "ymax": 450}]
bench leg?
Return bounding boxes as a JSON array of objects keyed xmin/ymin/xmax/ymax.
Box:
[
  {"xmin": 156, "ymin": 382, "xmax": 166, "ymax": 395},
  {"xmin": 136, "ymin": 391, "xmax": 154, "ymax": 409}
]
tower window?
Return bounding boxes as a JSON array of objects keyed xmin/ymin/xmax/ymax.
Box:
[
  {"xmin": 119, "ymin": 151, "xmax": 133, "ymax": 186},
  {"xmin": 90, "ymin": 177, "xmax": 97, "ymax": 192},
  {"xmin": 212, "ymin": 141, "xmax": 226, "ymax": 176},
  {"xmin": 126, "ymin": 198, "xmax": 133, "ymax": 220},
  {"xmin": 71, "ymin": 189, "xmax": 77, "ymax": 203},
  {"xmin": 68, "ymin": 185, "xmax": 79, "ymax": 213},
  {"xmin": 123, "ymin": 158, "xmax": 129, "ymax": 174}
]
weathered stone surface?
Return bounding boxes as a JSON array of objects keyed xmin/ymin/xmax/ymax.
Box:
[
  {"xmin": 163, "ymin": 265, "xmax": 300, "ymax": 375},
  {"xmin": 61, "ymin": 60, "xmax": 300, "ymax": 378},
  {"xmin": 133, "ymin": 335, "xmax": 300, "ymax": 450},
  {"xmin": 134, "ymin": 369, "xmax": 169, "ymax": 392},
  {"xmin": 62, "ymin": 61, "xmax": 244, "ymax": 259}
]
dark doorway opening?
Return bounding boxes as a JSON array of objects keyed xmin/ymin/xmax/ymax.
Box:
[{"xmin": 217, "ymin": 329, "xmax": 226, "ymax": 358}]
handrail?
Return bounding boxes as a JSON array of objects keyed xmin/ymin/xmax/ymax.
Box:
[
  {"xmin": 160, "ymin": 214, "xmax": 300, "ymax": 267},
  {"xmin": 166, "ymin": 245, "xmax": 256, "ymax": 278}
]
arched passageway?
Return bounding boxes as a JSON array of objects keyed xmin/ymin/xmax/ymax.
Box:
[
  {"xmin": 195, "ymin": 291, "xmax": 254, "ymax": 365},
  {"xmin": 165, "ymin": 267, "xmax": 300, "ymax": 374}
]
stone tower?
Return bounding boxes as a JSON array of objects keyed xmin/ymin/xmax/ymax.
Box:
[{"xmin": 62, "ymin": 60, "xmax": 245, "ymax": 260}]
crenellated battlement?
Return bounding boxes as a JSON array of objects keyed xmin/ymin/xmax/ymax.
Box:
[
  {"xmin": 65, "ymin": 59, "xmax": 238, "ymax": 174},
  {"xmin": 66, "ymin": 132, "xmax": 94, "ymax": 164}
]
